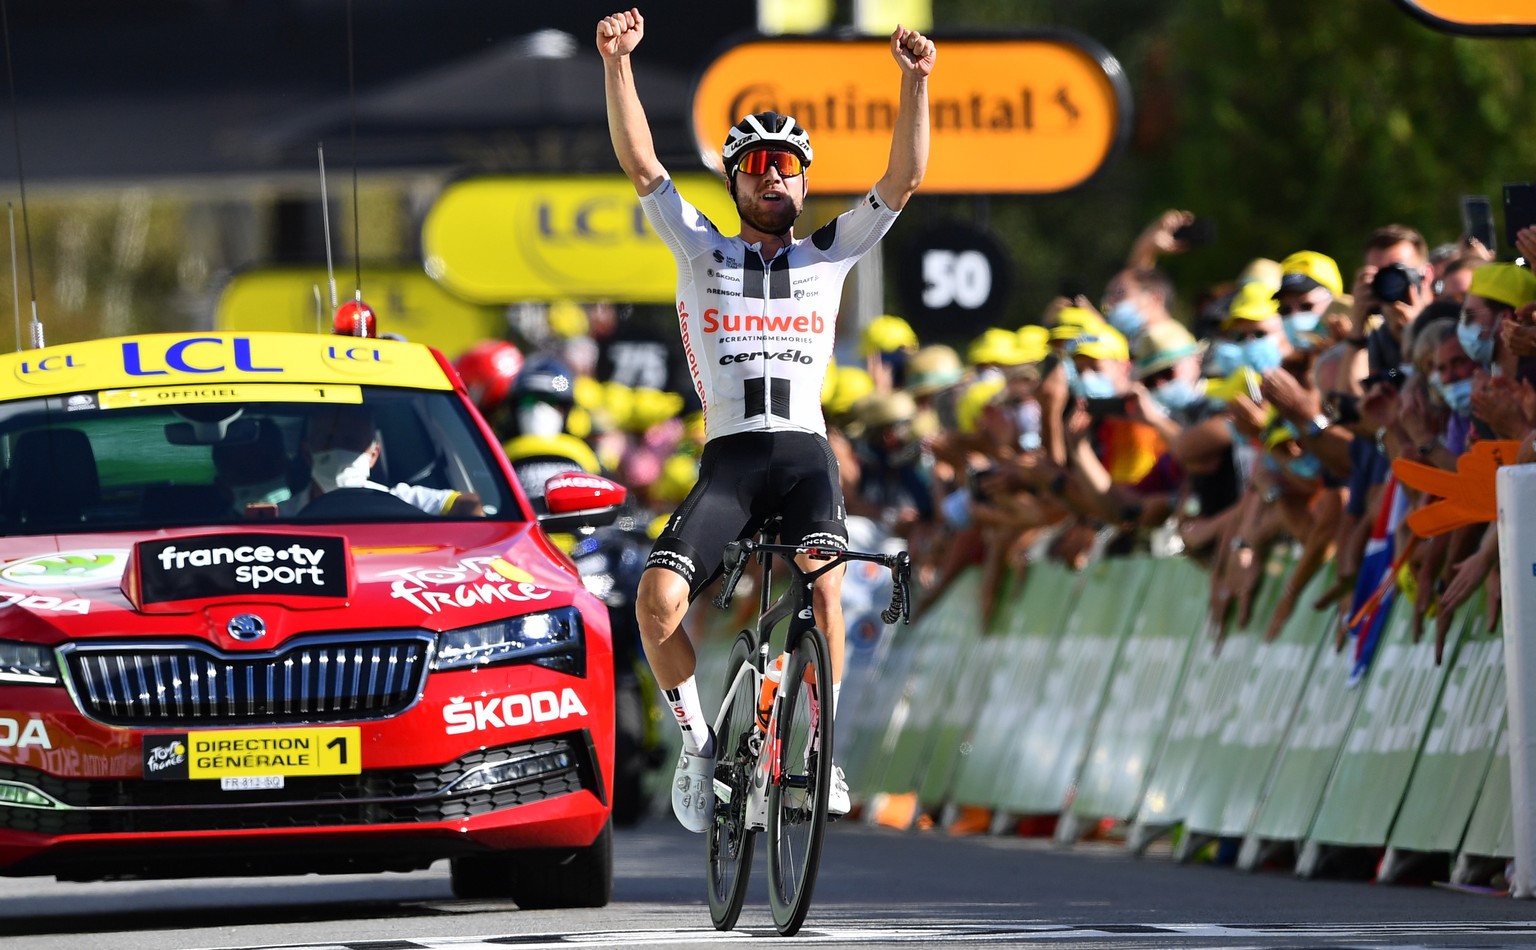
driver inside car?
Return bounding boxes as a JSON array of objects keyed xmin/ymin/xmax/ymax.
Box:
[{"xmin": 276, "ymin": 404, "xmax": 483, "ymax": 518}]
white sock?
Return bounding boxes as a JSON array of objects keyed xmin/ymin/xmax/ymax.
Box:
[{"xmin": 664, "ymin": 676, "xmax": 714, "ymax": 756}]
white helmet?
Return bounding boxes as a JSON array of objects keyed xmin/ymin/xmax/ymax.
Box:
[{"xmin": 721, "ymin": 112, "xmax": 813, "ymax": 174}]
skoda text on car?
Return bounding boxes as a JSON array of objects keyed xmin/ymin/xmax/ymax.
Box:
[{"xmin": 0, "ymin": 330, "xmax": 626, "ymax": 907}]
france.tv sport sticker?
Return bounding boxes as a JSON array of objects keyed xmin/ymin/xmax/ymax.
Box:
[{"xmin": 137, "ymin": 534, "xmax": 348, "ymax": 604}]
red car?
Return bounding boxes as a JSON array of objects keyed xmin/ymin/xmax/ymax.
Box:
[{"xmin": 0, "ymin": 329, "xmax": 624, "ymax": 907}]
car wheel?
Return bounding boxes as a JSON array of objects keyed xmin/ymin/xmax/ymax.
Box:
[
  {"xmin": 612, "ymin": 683, "xmax": 650, "ymax": 827},
  {"xmin": 449, "ymin": 820, "xmax": 613, "ymax": 908}
]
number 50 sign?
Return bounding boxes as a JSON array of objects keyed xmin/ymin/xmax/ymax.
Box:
[{"xmin": 896, "ymin": 223, "xmax": 1013, "ymax": 337}]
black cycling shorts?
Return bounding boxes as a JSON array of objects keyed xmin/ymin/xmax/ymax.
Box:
[{"xmin": 646, "ymin": 431, "xmax": 846, "ymax": 599}]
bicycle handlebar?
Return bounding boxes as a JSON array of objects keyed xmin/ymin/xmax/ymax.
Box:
[{"xmin": 711, "ymin": 539, "xmax": 913, "ymax": 626}]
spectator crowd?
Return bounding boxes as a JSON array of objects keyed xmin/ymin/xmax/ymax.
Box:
[{"xmin": 452, "ymin": 211, "xmax": 1536, "ymax": 676}]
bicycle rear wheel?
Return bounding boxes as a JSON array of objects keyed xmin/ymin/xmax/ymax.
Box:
[
  {"xmin": 707, "ymin": 630, "xmax": 758, "ymax": 931},
  {"xmin": 766, "ymin": 627, "xmax": 833, "ymax": 936}
]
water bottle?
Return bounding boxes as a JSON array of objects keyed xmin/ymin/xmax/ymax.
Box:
[{"xmin": 756, "ymin": 653, "xmax": 786, "ymax": 731}]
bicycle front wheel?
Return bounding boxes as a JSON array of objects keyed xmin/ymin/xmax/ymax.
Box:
[
  {"xmin": 766, "ymin": 626, "xmax": 833, "ymax": 936},
  {"xmin": 707, "ymin": 630, "xmax": 758, "ymax": 931}
]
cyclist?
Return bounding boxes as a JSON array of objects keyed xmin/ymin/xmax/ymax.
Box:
[{"xmin": 597, "ymin": 7, "xmax": 935, "ymax": 832}]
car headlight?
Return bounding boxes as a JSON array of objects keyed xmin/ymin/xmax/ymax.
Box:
[
  {"xmin": 0, "ymin": 639, "xmax": 60, "ymax": 686},
  {"xmin": 434, "ymin": 606, "xmax": 584, "ymax": 675}
]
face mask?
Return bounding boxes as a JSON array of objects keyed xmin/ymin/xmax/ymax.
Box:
[
  {"xmin": 1206, "ymin": 340, "xmax": 1244, "ymax": 378},
  {"xmin": 1074, "ymin": 370, "xmax": 1116, "ymax": 399},
  {"xmin": 1106, "ymin": 301, "xmax": 1146, "ymax": 339},
  {"xmin": 518, "ymin": 401, "xmax": 567, "ymax": 438},
  {"xmin": 1282, "ymin": 312, "xmax": 1321, "ymax": 351},
  {"xmin": 231, "ymin": 477, "xmax": 292, "ymax": 508},
  {"xmin": 1240, "ymin": 335, "xmax": 1283, "ymax": 373},
  {"xmin": 1457, "ymin": 321, "xmax": 1494, "ymax": 367},
  {"xmin": 1436, "ymin": 376, "xmax": 1474, "ymax": 416},
  {"xmin": 1286, "ymin": 453, "xmax": 1323, "ymax": 480},
  {"xmin": 310, "ymin": 448, "xmax": 373, "ymax": 492},
  {"xmin": 1153, "ymin": 377, "xmax": 1202, "ymax": 412}
]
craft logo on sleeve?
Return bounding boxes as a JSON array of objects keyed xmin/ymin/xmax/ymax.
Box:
[{"xmin": 137, "ymin": 533, "xmax": 349, "ymax": 604}]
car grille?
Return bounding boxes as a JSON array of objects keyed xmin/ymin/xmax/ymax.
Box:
[
  {"xmin": 0, "ymin": 733, "xmax": 599, "ymax": 837},
  {"xmin": 60, "ymin": 635, "xmax": 432, "ymax": 727}
]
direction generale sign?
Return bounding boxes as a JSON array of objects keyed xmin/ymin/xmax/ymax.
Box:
[{"xmin": 691, "ymin": 33, "xmax": 1131, "ymax": 195}]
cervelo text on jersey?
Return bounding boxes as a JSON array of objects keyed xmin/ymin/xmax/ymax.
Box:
[{"xmin": 640, "ymin": 180, "xmax": 899, "ymax": 442}]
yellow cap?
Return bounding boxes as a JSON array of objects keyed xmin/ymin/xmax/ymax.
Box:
[
  {"xmin": 1073, "ymin": 326, "xmax": 1130, "ymax": 362},
  {"xmin": 1226, "ymin": 280, "xmax": 1280, "ymax": 323},
  {"xmin": 860, "ymin": 314, "xmax": 919, "ymax": 356},
  {"xmin": 601, "ymin": 380, "xmax": 635, "ymax": 431},
  {"xmin": 956, "ymin": 377, "xmax": 1006, "ymax": 434},
  {"xmin": 572, "ymin": 375, "xmax": 605, "ymax": 412},
  {"xmin": 502, "ymin": 432, "xmax": 601, "ymax": 474},
  {"xmin": 547, "ymin": 300, "xmax": 589, "ymax": 339},
  {"xmin": 1276, "ymin": 250, "xmax": 1344, "ymax": 298},
  {"xmin": 1016, "ymin": 325, "xmax": 1051, "ymax": 363},
  {"xmin": 1470, "ymin": 262, "xmax": 1536, "ymax": 309},
  {"xmin": 968, "ymin": 328, "xmax": 1028, "ymax": 366},
  {"xmin": 1237, "ymin": 257, "xmax": 1283, "ymax": 292},
  {"xmin": 1056, "ymin": 306, "xmax": 1105, "ymax": 330},
  {"xmin": 824, "ymin": 366, "xmax": 875, "ymax": 417}
]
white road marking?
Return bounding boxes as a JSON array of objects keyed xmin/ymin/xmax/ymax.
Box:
[{"xmin": 197, "ymin": 919, "xmax": 1536, "ymax": 949}]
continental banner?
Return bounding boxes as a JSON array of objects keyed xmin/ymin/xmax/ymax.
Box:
[
  {"xmin": 421, "ymin": 174, "xmax": 741, "ymax": 304},
  {"xmin": 691, "ymin": 34, "xmax": 1130, "ymax": 194}
]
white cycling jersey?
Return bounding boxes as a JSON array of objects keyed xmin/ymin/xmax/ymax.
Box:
[{"xmin": 640, "ymin": 178, "xmax": 900, "ymax": 443}]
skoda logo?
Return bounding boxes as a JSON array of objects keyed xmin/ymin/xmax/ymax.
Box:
[{"xmin": 227, "ymin": 613, "xmax": 267, "ymax": 642}]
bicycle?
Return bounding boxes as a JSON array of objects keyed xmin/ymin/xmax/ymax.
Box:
[{"xmin": 705, "ymin": 521, "xmax": 911, "ymax": 936}]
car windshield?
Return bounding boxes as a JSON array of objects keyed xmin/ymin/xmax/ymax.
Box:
[{"xmin": 0, "ymin": 385, "xmax": 519, "ymax": 534}]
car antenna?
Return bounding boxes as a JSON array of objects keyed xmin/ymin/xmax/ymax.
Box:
[
  {"xmin": 1, "ymin": 0, "xmax": 41, "ymax": 350},
  {"xmin": 318, "ymin": 142, "xmax": 340, "ymax": 314},
  {"xmin": 8, "ymin": 203, "xmax": 20, "ymax": 352},
  {"xmin": 329, "ymin": 0, "xmax": 375, "ymax": 339}
]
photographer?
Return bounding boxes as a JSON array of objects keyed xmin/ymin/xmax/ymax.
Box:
[{"xmin": 1347, "ymin": 224, "xmax": 1435, "ymax": 376}]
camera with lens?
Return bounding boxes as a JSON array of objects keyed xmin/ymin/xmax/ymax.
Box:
[{"xmin": 1370, "ymin": 263, "xmax": 1424, "ymax": 305}]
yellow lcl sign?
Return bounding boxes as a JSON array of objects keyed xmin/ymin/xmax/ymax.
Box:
[
  {"xmin": 421, "ymin": 174, "xmax": 739, "ymax": 304},
  {"xmin": 691, "ymin": 35, "xmax": 1130, "ymax": 195}
]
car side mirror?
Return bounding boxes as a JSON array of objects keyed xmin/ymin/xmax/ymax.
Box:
[{"xmin": 537, "ymin": 472, "xmax": 627, "ymax": 533}]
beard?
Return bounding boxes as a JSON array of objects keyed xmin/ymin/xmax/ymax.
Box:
[{"xmin": 734, "ymin": 189, "xmax": 803, "ymax": 237}]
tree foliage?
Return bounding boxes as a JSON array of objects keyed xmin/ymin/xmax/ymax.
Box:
[{"xmin": 899, "ymin": 0, "xmax": 1536, "ymax": 339}]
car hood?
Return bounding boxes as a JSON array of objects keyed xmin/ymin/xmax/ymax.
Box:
[{"xmin": 0, "ymin": 521, "xmax": 588, "ymax": 648}]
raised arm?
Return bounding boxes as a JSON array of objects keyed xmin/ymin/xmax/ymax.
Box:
[
  {"xmin": 597, "ymin": 8, "xmax": 666, "ymax": 196},
  {"xmin": 874, "ymin": 25, "xmax": 935, "ymax": 212}
]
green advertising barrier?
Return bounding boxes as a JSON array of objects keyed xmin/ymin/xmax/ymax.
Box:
[
  {"xmin": 840, "ymin": 568, "xmax": 982, "ymax": 803},
  {"xmin": 863, "ymin": 570, "xmax": 986, "ymax": 798},
  {"xmin": 1129, "ymin": 548, "xmax": 1292, "ymax": 853},
  {"xmin": 995, "ymin": 557, "xmax": 1152, "ymax": 817},
  {"xmin": 1457, "ymin": 718, "xmax": 1514, "ymax": 878},
  {"xmin": 1181, "ymin": 562, "xmax": 1334, "ymax": 847},
  {"xmin": 1297, "ymin": 595, "xmax": 1465, "ymax": 876},
  {"xmin": 951, "ymin": 560, "xmax": 1081, "ymax": 812},
  {"xmin": 1237, "ymin": 576, "xmax": 1376, "ymax": 870},
  {"xmin": 1059, "ymin": 556, "xmax": 1206, "ymax": 841},
  {"xmin": 1383, "ymin": 611, "xmax": 1505, "ymax": 878},
  {"xmin": 918, "ymin": 635, "xmax": 1011, "ymax": 809}
]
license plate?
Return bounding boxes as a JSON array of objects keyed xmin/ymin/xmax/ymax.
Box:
[
  {"xmin": 143, "ymin": 727, "xmax": 362, "ymax": 780},
  {"xmin": 221, "ymin": 775, "xmax": 284, "ymax": 791}
]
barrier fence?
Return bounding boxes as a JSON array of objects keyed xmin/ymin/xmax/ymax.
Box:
[{"xmin": 682, "ymin": 546, "xmax": 1514, "ymax": 888}]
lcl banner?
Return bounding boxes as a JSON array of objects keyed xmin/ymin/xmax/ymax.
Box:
[
  {"xmin": 691, "ymin": 33, "xmax": 1131, "ymax": 195},
  {"xmin": 421, "ymin": 174, "xmax": 740, "ymax": 304}
]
